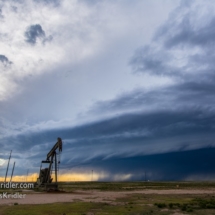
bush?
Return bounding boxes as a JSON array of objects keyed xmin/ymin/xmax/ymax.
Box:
[
  {"xmin": 168, "ymin": 203, "xmax": 173, "ymax": 208},
  {"xmin": 181, "ymin": 203, "xmax": 188, "ymax": 211},
  {"xmin": 206, "ymin": 203, "xmax": 215, "ymax": 209},
  {"xmin": 154, "ymin": 203, "xmax": 166, "ymax": 208},
  {"xmin": 186, "ymin": 207, "xmax": 193, "ymax": 212}
]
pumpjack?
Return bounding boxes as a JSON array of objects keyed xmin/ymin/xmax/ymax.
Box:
[{"xmin": 35, "ymin": 137, "xmax": 62, "ymax": 190}]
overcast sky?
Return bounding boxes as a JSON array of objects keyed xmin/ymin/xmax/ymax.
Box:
[{"xmin": 0, "ymin": 0, "xmax": 215, "ymax": 181}]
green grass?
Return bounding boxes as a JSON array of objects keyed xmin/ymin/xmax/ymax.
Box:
[
  {"xmin": 0, "ymin": 202, "xmax": 164, "ymax": 215},
  {"xmin": 153, "ymin": 195, "xmax": 215, "ymax": 214}
]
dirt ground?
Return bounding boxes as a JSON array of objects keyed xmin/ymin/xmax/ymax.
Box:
[{"xmin": 1, "ymin": 189, "xmax": 215, "ymax": 205}]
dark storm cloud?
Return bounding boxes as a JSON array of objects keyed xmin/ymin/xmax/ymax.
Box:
[
  {"xmin": 2, "ymin": 60, "xmax": 215, "ymax": 175},
  {"xmin": 71, "ymin": 148, "xmax": 215, "ymax": 181},
  {"xmin": 54, "ymin": 0, "xmax": 215, "ymax": 180},
  {"xmin": 2, "ymin": 105, "xmax": 215, "ymax": 172},
  {"xmin": 25, "ymin": 24, "xmax": 45, "ymax": 45},
  {"xmin": 0, "ymin": 55, "xmax": 12, "ymax": 66}
]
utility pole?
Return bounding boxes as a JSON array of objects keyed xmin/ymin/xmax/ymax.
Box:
[
  {"xmin": 26, "ymin": 169, "xmax": 29, "ymax": 182},
  {"xmin": 91, "ymin": 170, "xmax": 93, "ymax": 182},
  {"xmin": 10, "ymin": 162, "xmax": 15, "ymax": 182},
  {"xmin": 5, "ymin": 150, "xmax": 12, "ymax": 183}
]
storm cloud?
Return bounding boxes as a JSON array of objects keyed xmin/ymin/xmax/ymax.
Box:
[
  {"xmin": 25, "ymin": 24, "xmax": 46, "ymax": 45},
  {"xmin": 0, "ymin": 0, "xmax": 215, "ymax": 181},
  {"xmin": 130, "ymin": 0, "xmax": 215, "ymax": 82},
  {"xmin": 0, "ymin": 55, "xmax": 12, "ymax": 66}
]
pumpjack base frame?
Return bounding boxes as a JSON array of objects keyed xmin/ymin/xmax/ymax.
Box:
[
  {"xmin": 45, "ymin": 183, "xmax": 59, "ymax": 191},
  {"xmin": 34, "ymin": 183, "xmax": 59, "ymax": 191}
]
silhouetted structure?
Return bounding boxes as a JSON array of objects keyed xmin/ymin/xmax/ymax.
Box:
[
  {"xmin": 35, "ymin": 137, "xmax": 62, "ymax": 190},
  {"xmin": 5, "ymin": 150, "xmax": 12, "ymax": 182},
  {"xmin": 10, "ymin": 162, "xmax": 15, "ymax": 182}
]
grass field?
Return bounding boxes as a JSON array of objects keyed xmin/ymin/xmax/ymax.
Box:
[
  {"xmin": 1, "ymin": 181, "xmax": 215, "ymax": 215},
  {"xmin": 58, "ymin": 181, "xmax": 215, "ymax": 191}
]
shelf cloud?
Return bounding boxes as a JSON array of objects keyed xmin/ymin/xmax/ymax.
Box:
[{"xmin": 0, "ymin": 0, "xmax": 215, "ymax": 181}]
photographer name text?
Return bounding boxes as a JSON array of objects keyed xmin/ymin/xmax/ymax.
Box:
[{"xmin": 0, "ymin": 192, "xmax": 26, "ymax": 199}]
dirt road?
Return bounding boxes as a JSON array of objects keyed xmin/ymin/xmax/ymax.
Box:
[{"xmin": 0, "ymin": 189, "xmax": 215, "ymax": 205}]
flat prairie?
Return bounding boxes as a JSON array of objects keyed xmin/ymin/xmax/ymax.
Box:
[{"xmin": 0, "ymin": 181, "xmax": 215, "ymax": 215}]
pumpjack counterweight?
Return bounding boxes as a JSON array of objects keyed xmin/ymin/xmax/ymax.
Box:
[{"xmin": 35, "ymin": 137, "xmax": 62, "ymax": 190}]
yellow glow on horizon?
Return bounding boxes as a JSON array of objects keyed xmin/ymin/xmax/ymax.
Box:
[
  {"xmin": 0, "ymin": 172, "xmax": 132, "ymax": 182},
  {"xmin": 0, "ymin": 172, "xmax": 99, "ymax": 182},
  {"xmin": 0, "ymin": 173, "xmax": 39, "ymax": 182},
  {"xmin": 57, "ymin": 172, "xmax": 100, "ymax": 182}
]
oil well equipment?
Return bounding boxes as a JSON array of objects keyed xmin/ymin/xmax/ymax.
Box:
[{"xmin": 35, "ymin": 137, "xmax": 62, "ymax": 190}]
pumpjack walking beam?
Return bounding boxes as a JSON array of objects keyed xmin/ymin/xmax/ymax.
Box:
[{"xmin": 46, "ymin": 137, "xmax": 62, "ymax": 160}]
